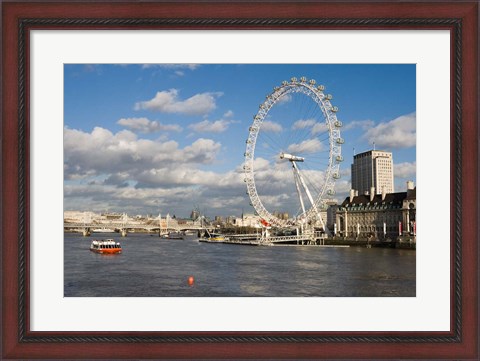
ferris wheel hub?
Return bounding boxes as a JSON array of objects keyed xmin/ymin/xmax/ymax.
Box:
[{"xmin": 280, "ymin": 152, "xmax": 305, "ymax": 162}]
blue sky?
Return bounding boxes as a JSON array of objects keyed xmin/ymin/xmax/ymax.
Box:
[{"xmin": 64, "ymin": 64, "xmax": 416, "ymax": 218}]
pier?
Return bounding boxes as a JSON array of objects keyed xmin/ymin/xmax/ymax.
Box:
[
  {"xmin": 199, "ymin": 233, "xmax": 415, "ymax": 249},
  {"xmin": 200, "ymin": 231, "xmax": 329, "ymax": 246}
]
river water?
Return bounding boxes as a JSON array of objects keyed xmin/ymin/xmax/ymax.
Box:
[{"xmin": 64, "ymin": 233, "xmax": 415, "ymax": 297}]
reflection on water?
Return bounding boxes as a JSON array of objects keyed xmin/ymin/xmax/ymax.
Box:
[{"xmin": 64, "ymin": 233, "xmax": 415, "ymax": 297}]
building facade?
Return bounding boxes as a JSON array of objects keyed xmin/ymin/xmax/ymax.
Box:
[
  {"xmin": 335, "ymin": 182, "xmax": 416, "ymax": 239},
  {"xmin": 351, "ymin": 150, "xmax": 394, "ymax": 195}
]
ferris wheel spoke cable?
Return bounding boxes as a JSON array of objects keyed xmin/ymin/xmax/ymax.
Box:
[
  {"xmin": 257, "ymin": 125, "xmax": 289, "ymax": 151},
  {"xmin": 288, "ymin": 96, "xmax": 319, "ymax": 147},
  {"xmin": 280, "ymin": 94, "xmax": 310, "ymax": 149},
  {"xmin": 303, "ymin": 155, "xmax": 330, "ymax": 162},
  {"xmin": 295, "ymin": 163, "xmax": 323, "ymax": 199},
  {"xmin": 256, "ymin": 161, "xmax": 291, "ymax": 195},
  {"xmin": 302, "ymin": 173, "xmax": 323, "ymax": 201}
]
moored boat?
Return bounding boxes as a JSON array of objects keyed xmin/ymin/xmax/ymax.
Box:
[
  {"xmin": 90, "ymin": 239, "xmax": 122, "ymax": 254},
  {"xmin": 163, "ymin": 231, "xmax": 184, "ymax": 240},
  {"xmin": 92, "ymin": 228, "xmax": 115, "ymax": 233},
  {"xmin": 209, "ymin": 234, "xmax": 226, "ymax": 241},
  {"xmin": 199, "ymin": 233, "xmax": 227, "ymax": 242}
]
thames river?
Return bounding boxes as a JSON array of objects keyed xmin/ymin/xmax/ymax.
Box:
[{"xmin": 64, "ymin": 233, "xmax": 415, "ymax": 297}]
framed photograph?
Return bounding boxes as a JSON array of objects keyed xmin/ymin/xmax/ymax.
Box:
[{"xmin": 2, "ymin": 1, "xmax": 478, "ymax": 359}]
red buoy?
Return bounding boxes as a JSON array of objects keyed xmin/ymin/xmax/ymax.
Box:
[{"xmin": 188, "ymin": 276, "xmax": 194, "ymax": 286}]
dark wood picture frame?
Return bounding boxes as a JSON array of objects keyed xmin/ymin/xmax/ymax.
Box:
[{"xmin": 2, "ymin": 1, "xmax": 478, "ymax": 359}]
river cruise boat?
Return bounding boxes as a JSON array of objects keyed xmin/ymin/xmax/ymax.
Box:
[{"xmin": 90, "ymin": 239, "xmax": 122, "ymax": 254}]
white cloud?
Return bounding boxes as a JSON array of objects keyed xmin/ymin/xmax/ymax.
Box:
[
  {"xmin": 340, "ymin": 167, "xmax": 351, "ymax": 177},
  {"xmin": 252, "ymin": 157, "xmax": 271, "ymax": 171},
  {"xmin": 287, "ymin": 138, "xmax": 323, "ymax": 154},
  {"xmin": 189, "ymin": 119, "xmax": 230, "ymax": 133},
  {"xmin": 64, "ymin": 161, "xmax": 250, "ymax": 217},
  {"xmin": 136, "ymin": 166, "xmax": 244, "ymax": 190},
  {"xmin": 394, "ymin": 161, "xmax": 416, "ymax": 178},
  {"xmin": 64, "ymin": 127, "xmax": 222, "ymax": 180},
  {"xmin": 183, "ymin": 138, "xmax": 222, "ymax": 164},
  {"xmin": 311, "ymin": 122, "xmax": 328, "ymax": 135},
  {"xmin": 332, "ymin": 179, "xmax": 352, "ymax": 202},
  {"xmin": 223, "ymin": 110, "xmax": 234, "ymax": 118},
  {"xmin": 64, "ymin": 126, "xmax": 246, "ymax": 215},
  {"xmin": 64, "ymin": 182, "xmax": 201, "ymax": 214},
  {"xmin": 261, "ymin": 120, "xmax": 283, "ymax": 133},
  {"xmin": 343, "ymin": 119, "xmax": 375, "ymax": 131},
  {"xmin": 117, "ymin": 117, "xmax": 182, "ymax": 134},
  {"xmin": 291, "ymin": 119, "xmax": 328, "ymax": 135},
  {"xmin": 134, "ymin": 89, "xmax": 222, "ymax": 115},
  {"xmin": 292, "ymin": 119, "xmax": 316, "ymax": 130},
  {"xmin": 276, "ymin": 94, "xmax": 292, "ymax": 104},
  {"xmin": 363, "ymin": 112, "xmax": 416, "ymax": 148}
]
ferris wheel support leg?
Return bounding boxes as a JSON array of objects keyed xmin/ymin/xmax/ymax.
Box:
[
  {"xmin": 293, "ymin": 161, "xmax": 332, "ymax": 237},
  {"xmin": 292, "ymin": 164, "xmax": 306, "ymax": 216},
  {"xmin": 292, "ymin": 161, "xmax": 321, "ymax": 218}
]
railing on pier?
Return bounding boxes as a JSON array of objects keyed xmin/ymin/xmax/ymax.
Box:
[{"xmin": 220, "ymin": 233, "xmax": 319, "ymax": 245}]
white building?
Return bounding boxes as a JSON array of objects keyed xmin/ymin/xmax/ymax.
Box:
[
  {"xmin": 230, "ymin": 213, "xmax": 262, "ymax": 227},
  {"xmin": 64, "ymin": 210, "xmax": 97, "ymax": 223},
  {"xmin": 351, "ymin": 149, "xmax": 394, "ymax": 195}
]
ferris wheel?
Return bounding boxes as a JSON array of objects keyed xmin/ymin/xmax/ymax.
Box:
[{"xmin": 244, "ymin": 77, "xmax": 343, "ymax": 230}]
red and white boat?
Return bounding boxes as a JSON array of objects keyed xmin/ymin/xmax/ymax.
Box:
[{"xmin": 90, "ymin": 239, "xmax": 122, "ymax": 254}]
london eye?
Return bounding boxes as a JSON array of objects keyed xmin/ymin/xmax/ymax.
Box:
[{"xmin": 244, "ymin": 77, "xmax": 343, "ymax": 232}]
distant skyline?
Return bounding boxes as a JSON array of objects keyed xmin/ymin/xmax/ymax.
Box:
[{"xmin": 64, "ymin": 64, "xmax": 416, "ymax": 218}]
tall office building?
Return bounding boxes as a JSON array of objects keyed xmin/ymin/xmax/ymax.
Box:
[{"xmin": 351, "ymin": 150, "xmax": 394, "ymax": 195}]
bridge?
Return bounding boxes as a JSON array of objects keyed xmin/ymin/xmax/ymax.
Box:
[{"xmin": 64, "ymin": 222, "xmax": 214, "ymax": 237}]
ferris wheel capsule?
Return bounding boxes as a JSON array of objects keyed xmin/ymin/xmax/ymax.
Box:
[
  {"xmin": 317, "ymin": 85, "xmax": 325, "ymax": 91},
  {"xmin": 325, "ymin": 94, "xmax": 333, "ymax": 100},
  {"xmin": 309, "ymin": 79, "xmax": 316, "ymax": 85},
  {"xmin": 331, "ymin": 106, "xmax": 339, "ymax": 112},
  {"xmin": 291, "ymin": 77, "xmax": 297, "ymax": 82},
  {"xmin": 282, "ymin": 80, "xmax": 288, "ymax": 85},
  {"xmin": 334, "ymin": 120, "xmax": 343, "ymax": 127},
  {"xmin": 300, "ymin": 76, "xmax": 307, "ymax": 82}
]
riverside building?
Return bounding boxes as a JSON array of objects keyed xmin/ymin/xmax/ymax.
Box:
[
  {"xmin": 335, "ymin": 181, "xmax": 416, "ymax": 240},
  {"xmin": 351, "ymin": 149, "xmax": 394, "ymax": 195}
]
